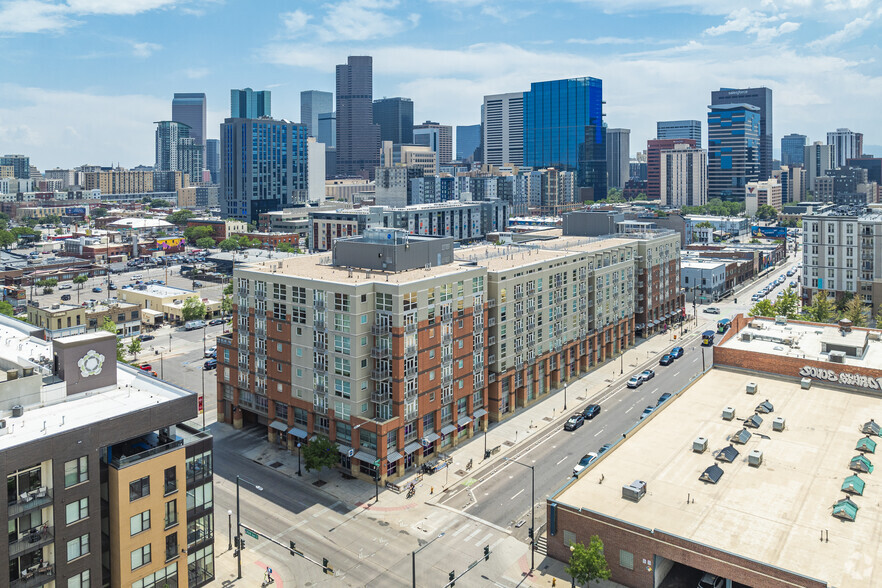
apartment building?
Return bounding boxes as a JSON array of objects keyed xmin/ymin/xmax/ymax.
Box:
[
  {"xmin": 0, "ymin": 324, "xmax": 213, "ymax": 588},
  {"xmin": 217, "ymin": 228, "xmax": 657, "ymax": 485},
  {"xmin": 84, "ymin": 170, "xmax": 154, "ymax": 195}
]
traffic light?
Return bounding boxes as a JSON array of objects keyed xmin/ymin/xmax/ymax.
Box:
[
  {"xmin": 449, "ymin": 571, "xmax": 455, "ymax": 586},
  {"xmin": 289, "ymin": 540, "xmax": 296, "ymax": 557},
  {"xmin": 484, "ymin": 545, "xmax": 490, "ymax": 561},
  {"xmin": 528, "ymin": 527, "xmax": 534, "ymax": 540},
  {"xmin": 240, "ymin": 539, "xmax": 245, "ymax": 549},
  {"xmin": 233, "ymin": 536, "xmax": 239, "ymax": 548}
]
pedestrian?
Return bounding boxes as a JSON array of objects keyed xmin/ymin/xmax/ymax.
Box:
[{"xmin": 265, "ymin": 567, "xmax": 273, "ymax": 583}]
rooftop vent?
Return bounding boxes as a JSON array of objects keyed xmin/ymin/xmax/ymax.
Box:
[
  {"xmin": 731, "ymin": 428, "xmax": 752, "ymax": 445},
  {"xmin": 748, "ymin": 449, "xmax": 763, "ymax": 467},
  {"xmin": 745, "ymin": 414, "xmax": 763, "ymax": 429},
  {"xmin": 746, "ymin": 382, "xmax": 758, "ymax": 394},
  {"xmin": 856, "ymin": 436, "xmax": 877, "ymax": 454},
  {"xmin": 12, "ymin": 405, "xmax": 23, "ymax": 418},
  {"xmin": 621, "ymin": 480, "xmax": 647, "ymax": 502},
  {"xmin": 829, "ymin": 350, "xmax": 846, "ymax": 363},
  {"xmin": 700, "ymin": 464, "xmax": 724, "ymax": 484},
  {"xmin": 832, "ymin": 496, "xmax": 859, "ymax": 521},
  {"xmin": 862, "ymin": 419, "xmax": 881, "ymax": 436},
  {"xmin": 722, "ymin": 406, "xmax": 736, "ymax": 421},
  {"xmin": 716, "ymin": 444, "xmax": 740, "ymax": 463},
  {"xmin": 693, "ymin": 437, "xmax": 708, "ymax": 453},
  {"xmin": 773, "ymin": 417, "xmax": 786, "ymax": 432},
  {"xmin": 850, "ymin": 454, "xmax": 874, "ymax": 473},
  {"xmin": 756, "ymin": 400, "xmax": 774, "ymax": 414},
  {"xmin": 839, "ymin": 318, "xmax": 853, "ymax": 334},
  {"xmin": 841, "ymin": 474, "xmax": 865, "ymax": 496},
  {"xmin": 775, "ymin": 315, "xmax": 787, "ymax": 325}
]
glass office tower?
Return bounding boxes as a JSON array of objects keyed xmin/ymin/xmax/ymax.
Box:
[{"xmin": 707, "ymin": 103, "xmax": 760, "ymax": 201}]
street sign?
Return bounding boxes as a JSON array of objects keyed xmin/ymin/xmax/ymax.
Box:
[{"xmin": 244, "ymin": 528, "xmax": 258, "ymax": 540}]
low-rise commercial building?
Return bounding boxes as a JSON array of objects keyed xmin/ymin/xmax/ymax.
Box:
[
  {"xmin": 119, "ymin": 285, "xmax": 219, "ymax": 325},
  {"xmin": 185, "ymin": 218, "xmax": 248, "ymax": 241},
  {"xmin": 26, "ymin": 302, "xmax": 87, "ymax": 339},
  {"xmin": 85, "ymin": 301, "xmax": 141, "ymax": 337}
]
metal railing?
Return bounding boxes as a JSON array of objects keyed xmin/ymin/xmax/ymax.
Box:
[
  {"xmin": 371, "ymin": 389, "xmax": 392, "ymax": 403},
  {"xmin": 371, "ymin": 346, "xmax": 390, "ymax": 359},
  {"xmin": 254, "ymin": 291, "xmax": 266, "ymax": 300},
  {"xmin": 442, "ymin": 334, "xmax": 452, "ymax": 345},
  {"xmin": 8, "ymin": 489, "xmax": 53, "ymax": 519},
  {"xmin": 405, "ymin": 322, "xmax": 418, "ymax": 334},
  {"xmin": 315, "ymin": 299, "xmax": 326, "ymax": 311},
  {"xmin": 405, "ymin": 344, "xmax": 418, "ymax": 357},
  {"xmin": 371, "ymin": 322, "xmax": 390, "ymax": 336},
  {"xmin": 487, "ymin": 298, "xmax": 496, "ymax": 308},
  {"xmin": 314, "ymin": 383, "xmax": 327, "ymax": 395},
  {"xmin": 111, "ymin": 441, "xmax": 183, "ymax": 468},
  {"xmin": 314, "ymin": 320, "xmax": 326, "ymax": 332},
  {"xmin": 314, "ymin": 404, "xmax": 328, "ymax": 415},
  {"xmin": 404, "ymin": 364, "xmax": 418, "ymax": 378},
  {"xmin": 10, "ymin": 564, "xmax": 54, "ymax": 588},
  {"xmin": 371, "ymin": 367, "xmax": 391, "ymax": 380}
]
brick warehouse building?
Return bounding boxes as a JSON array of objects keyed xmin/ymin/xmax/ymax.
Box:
[
  {"xmin": 546, "ymin": 314, "xmax": 882, "ymax": 587},
  {"xmin": 217, "ymin": 229, "xmax": 679, "ymax": 485}
]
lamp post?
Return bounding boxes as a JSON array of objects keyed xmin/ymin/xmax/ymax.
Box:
[
  {"xmin": 236, "ymin": 475, "xmax": 263, "ymax": 579},
  {"xmin": 296, "ymin": 442, "xmax": 302, "ymax": 476},
  {"xmin": 505, "ymin": 457, "xmax": 535, "ymax": 573},
  {"xmin": 227, "ymin": 510, "xmax": 233, "ymax": 551},
  {"xmin": 412, "ymin": 532, "xmax": 445, "ymax": 588},
  {"xmin": 374, "ymin": 459, "xmax": 381, "ymax": 503},
  {"xmin": 483, "ymin": 420, "xmax": 488, "ymax": 460},
  {"xmin": 563, "ymin": 382, "xmax": 567, "ymax": 411},
  {"xmin": 168, "ymin": 331, "xmax": 172, "ymax": 352}
]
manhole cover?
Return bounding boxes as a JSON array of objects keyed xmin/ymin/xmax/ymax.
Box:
[
  {"xmin": 269, "ymin": 461, "xmax": 283, "ymax": 468},
  {"xmin": 313, "ymin": 480, "xmax": 327, "ymax": 487},
  {"xmin": 543, "ymin": 416, "xmax": 553, "ymax": 422},
  {"xmin": 455, "ymin": 470, "xmax": 467, "ymax": 476},
  {"xmin": 503, "ymin": 441, "xmax": 514, "ymax": 447}
]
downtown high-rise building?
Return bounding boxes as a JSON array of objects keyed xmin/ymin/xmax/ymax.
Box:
[
  {"xmin": 0, "ymin": 154, "xmax": 30, "ymax": 179},
  {"xmin": 220, "ymin": 117, "xmax": 308, "ymax": 221},
  {"xmin": 827, "ymin": 128, "xmax": 863, "ymax": 167},
  {"xmin": 413, "ymin": 121, "xmax": 453, "ymax": 167},
  {"xmin": 657, "ymin": 120, "xmax": 702, "ymax": 148},
  {"xmin": 711, "ymin": 87, "xmax": 772, "ymax": 180},
  {"xmin": 171, "ymin": 92, "xmax": 207, "ymax": 146},
  {"xmin": 205, "ymin": 138, "xmax": 220, "ymax": 184},
  {"xmin": 455, "ymin": 124, "xmax": 481, "ymax": 161},
  {"xmin": 482, "ymin": 92, "xmax": 524, "ymax": 167},
  {"xmin": 318, "ymin": 112, "xmax": 336, "ymax": 148},
  {"xmin": 659, "ymin": 144, "xmax": 707, "ymax": 207},
  {"xmin": 372, "ymin": 97, "xmax": 414, "ymax": 145},
  {"xmin": 523, "ymin": 76, "xmax": 606, "ymax": 200},
  {"xmin": 336, "ymin": 56, "xmax": 380, "ymax": 179},
  {"xmin": 804, "ymin": 141, "xmax": 834, "ymax": 194},
  {"xmin": 781, "ymin": 133, "xmax": 807, "ymax": 167},
  {"xmin": 707, "ymin": 103, "xmax": 760, "ymax": 201},
  {"xmin": 606, "ymin": 128, "xmax": 630, "ymax": 190},
  {"xmin": 155, "ymin": 120, "xmax": 203, "ymax": 181},
  {"xmin": 231, "ymin": 88, "xmax": 271, "ymax": 119},
  {"xmin": 301, "ymin": 90, "xmax": 333, "ymax": 138},
  {"xmin": 647, "ymin": 139, "xmax": 695, "ymax": 201}
]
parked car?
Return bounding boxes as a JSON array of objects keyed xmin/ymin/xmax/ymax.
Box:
[
  {"xmin": 208, "ymin": 318, "xmax": 225, "ymax": 326},
  {"xmin": 598, "ymin": 443, "xmax": 612, "ymax": 456},
  {"xmin": 573, "ymin": 453, "xmax": 598, "ymax": 476},
  {"xmin": 138, "ymin": 334, "xmax": 155, "ymax": 342},
  {"xmin": 657, "ymin": 393, "xmax": 672, "ymax": 405},
  {"xmin": 59, "ymin": 284, "xmax": 72, "ymax": 290},
  {"xmin": 564, "ymin": 414, "xmax": 585, "ymax": 431},
  {"xmin": 697, "ymin": 573, "xmax": 725, "ymax": 588},
  {"xmin": 138, "ymin": 364, "xmax": 152, "ymax": 372},
  {"xmin": 132, "ymin": 274, "xmax": 143, "ymax": 280},
  {"xmin": 703, "ymin": 307, "xmax": 721, "ymax": 314},
  {"xmin": 671, "ymin": 346, "xmax": 684, "ymax": 359},
  {"xmin": 640, "ymin": 369, "xmax": 655, "ymax": 381},
  {"xmin": 659, "ymin": 354, "xmax": 674, "ymax": 366},
  {"xmin": 204, "ymin": 346, "xmax": 217, "ymax": 358},
  {"xmin": 61, "ymin": 294, "xmax": 71, "ymax": 301},
  {"xmin": 108, "ymin": 284, "xmax": 117, "ymax": 290},
  {"xmin": 185, "ymin": 320, "xmax": 206, "ymax": 331},
  {"xmin": 203, "ymin": 359, "xmax": 217, "ymax": 370},
  {"xmin": 92, "ymin": 287, "xmax": 102, "ymax": 293},
  {"xmin": 640, "ymin": 406, "xmax": 656, "ymax": 420},
  {"xmin": 626, "ymin": 376, "xmax": 643, "ymax": 389},
  {"xmin": 193, "ymin": 281, "xmax": 203, "ymax": 288},
  {"xmin": 582, "ymin": 404, "xmax": 601, "ymax": 420}
]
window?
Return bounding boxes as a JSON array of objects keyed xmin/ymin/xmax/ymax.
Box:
[
  {"xmin": 188, "ymin": 544, "xmax": 214, "ymax": 585},
  {"xmin": 186, "ymin": 483, "xmax": 212, "ymax": 512},
  {"xmin": 65, "ymin": 456, "xmax": 88, "ymax": 487},
  {"xmin": 67, "ymin": 569, "xmax": 90, "ymax": 588},
  {"xmin": 334, "ymin": 293, "xmax": 350, "ymax": 312},
  {"xmin": 360, "ymin": 429, "xmax": 377, "ymax": 452},
  {"xmin": 334, "ymin": 379, "xmax": 351, "ymax": 399},
  {"xmin": 131, "ymin": 510, "xmax": 151, "ymax": 535},
  {"xmin": 619, "ymin": 549, "xmax": 634, "ymax": 570},
  {"xmin": 334, "ymin": 357, "xmax": 351, "ymax": 377},
  {"xmin": 334, "ymin": 335, "xmax": 350, "ymax": 354},
  {"xmin": 188, "ymin": 513, "xmax": 213, "ymax": 547},
  {"xmin": 165, "ymin": 499, "xmax": 178, "ymax": 528},
  {"xmin": 165, "ymin": 532, "xmax": 179, "ymax": 562},
  {"xmin": 334, "ymin": 313, "xmax": 351, "ymax": 333},
  {"xmin": 163, "ymin": 466, "xmax": 177, "ymax": 495},
  {"xmin": 404, "ymin": 292, "xmax": 417, "ymax": 311},
  {"xmin": 67, "ymin": 533, "xmax": 90, "ymax": 561},
  {"xmin": 65, "ymin": 497, "xmax": 89, "ymax": 525},
  {"xmin": 132, "ymin": 563, "xmax": 178, "ymax": 588},
  {"xmin": 337, "ymin": 422, "xmax": 352, "ymax": 444},
  {"xmin": 130, "ymin": 476, "xmax": 150, "ymax": 501},
  {"xmin": 563, "ymin": 530, "xmax": 576, "ymax": 547},
  {"xmin": 131, "ymin": 544, "xmax": 152, "ymax": 570},
  {"xmin": 376, "ymin": 292, "xmax": 392, "ymax": 311}
]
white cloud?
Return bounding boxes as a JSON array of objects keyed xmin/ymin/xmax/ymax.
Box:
[
  {"xmin": 281, "ymin": 9, "xmax": 311, "ymax": 36},
  {"xmin": 184, "ymin": 67, "xmax": 209, "ymax": 79},
  {"xmin": 0, "ymin": 1, "xmax": 73, "ymax": 34},
  {"xmin": 807, "ymin": 13, "xmax": 874, "ymax": 48},
  {"xmin": 131, "ymin": 41, "xmax": 161, "ymax": 57},
  {"xmin": 66, "ymin": 0, "xmax": 178, "ymax": 15},
  {"xmin": 315, "ymin": 0, "xmax": 420, "ymax": 42},
  {"xmin": 704, "ymin": 8, "xmax": 800, "ymax": 41}
]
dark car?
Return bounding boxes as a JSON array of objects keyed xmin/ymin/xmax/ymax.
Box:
[
  {"xmin": 138, "ymin": 334, "xmax": 155, "ymax": 342},
  {"xmin": 92, "ymin": 287, "xmax": 102, "ymax": 293},
  {"xmin": 659, "ymin": 354, "xmax": 674, "ymax": 366},
  {"xmin": 208, "ymin": 318, "xmax": 225, "ymax": 326},
  {"xmin": 60, "ymin": 294, "xmax": 71, "ymax": 301},
  {"xmin": 108, "ymin": 284, "xmax": 117, "ymax": 291},
  {"xmin": 582, "ymin": 404, "xmax": 601, "ymax": 420},
  {"xmin": 657, "ymin": 393, "xmax": 672, "ymax": 406},
  {"xmin": 564, "ymin": 414, "xmax": 585, "ymax": 431},
  {"xmin": 640, "ymin": 369, "xmax": 655, "ymax": 381},
  {"xmin": 640, "ymin": 406, "xmax": 655, "ymax": 420},
  {"xmin": 598, "ymin": 443, "xmax": 612, "ymax": 456},
  {"xmin": 203, "ymin": 359, "xmax": 217, "ymax": 370},
  {"xmin": 671, "ymin": 346, "xmax": 684, "ymax": 359}
]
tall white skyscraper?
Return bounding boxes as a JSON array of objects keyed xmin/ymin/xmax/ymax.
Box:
[
  {"xmin": 482, "ymin": 92, "xmax": 524, "ymax": 167},
  {"xmin": 826, "ymin": 128, "xmax": 863, "ymax": 167},
  {"xmin": 301, "ymin": 90, "xmax": 333, "ymax": 138},
  {"xmin": 805, "ymin": 141, "xmax": 835, "ymax": 193},
  {"xmin": 606, "ymin": 128, "xmax": 630, "ymax": 190},
  {"xmin": 659, "ymin": 144, "xmax": 707, "ymax": 207}
]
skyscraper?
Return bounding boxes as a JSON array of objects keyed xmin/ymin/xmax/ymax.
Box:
[
  {"xmin": 711, "ymin": 87, "xmax": 772, "ymax": 180},
  {"xmin": 606, "ymin": 128, "xmax": 630, "ymax": 190},
  {"xmin": 707, "ymin": 103, "xmax": 760, "ymax": 201},
  {"xmin": 482, "ymin": 92, "xmax": 524, "ymax": 167},
  {"xmin": 455, "ymin": 124, "xmax": 481, "ymax": 161},
  {"xmin": 804, "ymin": 141, "xmax": 834, "ymax": 193},
  {"xmin": 171, "ymin": 92, "xmax": 207, "ymax": 146},
  {"xmin": 781, "ymin": 133, "xmax": 807, "ymax": 167},
  {"xmin": 827, "ymin": 128, "xmax": 863, "ymax": 167},
  {"xmin": 372, "ymin": 97, "xmax": 414, "ymax": 145},
  {"xmin": 0, "ymin": 154, "xmax": 29, "ymax": 179},
  {"xmin": 335, "ymin": 56, "xmax": 380, "ymax": 179},
  {"xmin": 154, "ymin": 121, "xmax": 189, "ymax": 171},
  {"xmin": 231, "ymin": 88, "xmax": 271, "ymax": 119},
  {"xmin": 318, "ymin": 112, "xmax": 336, "ymax": 147},
  {"xmin": 647, "ymin": 139, "xmax": 696, "ymax": 201},
  {"xmin": 659, "ymin": 144, "xmax": 707, "ymax": 207},
  {"xmin": 301, "ymin": 90, "xmax": 333, "ymax": 137},
  {"xmin": 657, "ymin": 120, "xmax": 702, "ymax": 148},
  {"xmin": 205, "ymin": 138, "xmax": 220, "ymax": 183},
  {"xmin": 413, "ymin": 121, "xmax": 453, "ymax": 166},
  {"xmin": 220, "ymin": 117, "xmax": 308, "ymax": 221},
  {"xmin": 523, "ymin": 76, "xmax": 606, "ymax": 199}
]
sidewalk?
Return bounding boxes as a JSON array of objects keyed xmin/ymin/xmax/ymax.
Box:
[{"xmin": 233, "ymin": 318, "xmax": 715, "ymax": 517}]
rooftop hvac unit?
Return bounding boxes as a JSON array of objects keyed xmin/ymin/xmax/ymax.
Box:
[
  {"xmin": 722, "ymin": 407, "xmax": 736, "ymax": 421},
  {"xmin": 746, "ymin": 382, "xmax": 758, "ymax": 394},
  {"xmin": 829, "ymin": 350, "xmax": 846, "ymax": 363},
  {"xmin": 748, "ymin": 449, "xmax": 763, "ymax": 467},
  {"xmin": 773, "ymin": 417, "xmax": 786, "ymax": 431},
  {"xmin": 741, "ymin": 332, "xmax": 753, "ymax": 342},
  {"xmin": 801, "ymin": 378, "xmax": 812, "ymax": 390},
  {"xmin": 622, "ymin": 480, "xmax": 647, "ymax": 502},
  {"xmin": 11, "ymin": 405, "xmax": 23, "ymax": 418},
  {"xmin": 0, "ymin": 419, "xmax": 6, "ymax": 436},
  {"xmin": 775, "ymin": 315, "xmax": 787, "ymax": 325},
  {"xmin": 693, "ymin": 437, "xmax": 708, "ymax": 453}
]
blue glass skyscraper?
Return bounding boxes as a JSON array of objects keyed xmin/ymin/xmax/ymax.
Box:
[
  {"xmin": 231, "ymin": 88, "xmax": 271, "ymax": 119},
  {"xmin": 707, "ymin": 103, "xmax": 760, "ymax": 201},
  {"xmin": 523, "ymin": 77, "xmax": 606, "ymax": 199},
  {"xmin": 781, "ymin": 133, "xmax": 807, "ymax": 167}
]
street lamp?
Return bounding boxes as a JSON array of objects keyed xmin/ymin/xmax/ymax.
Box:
[
  {"xmin": 505, "ymin": 457, "xmax": 535, "ymax": 573},
  {"xmin": 236, "ymin": 475, "xmax": 263, "ymax": 579},
  {"xmin": 412, "ymin": 532, "xmax": 445, "ymax": 588},
  {"xmin": 227, "ymin": 510, "xmax": 233, "ymax": 551},
  {"xmin": 563, "ymin": 382, "xmax": 567, "ymax": 411},
  {"xmin": 483, "ymin": 418, "xmax": 489, "ymax": 460},
  {"xmin": 296, "ymin": 442, "xmax": 302, "ymax": 476}
]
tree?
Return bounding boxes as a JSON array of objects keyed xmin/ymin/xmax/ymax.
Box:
[
  {"xmin": 73, "ymin": 274, "xmax": 88, "ymax": 303},
  {"xmin": 0, "ymin": 230, "xmax": 16, "ymax": 249},
  {"xmin": 565, "ymin": 536, "xmax": 611, "ymax": 586},
  {"xmin": 167, "ymin": 210, "xmax": 196, "ymax": 226},
  {"xmin": 605, "ymin": 188, "xmax": 625, "ymax": 203},
  {"xmin": 835, "ymin": 291, "xmax": 853, "ymax": 314},
  {"xmin": 127, "ymin": 338, "xmax": 142, "ymax": 359},
  {"xmin": 302, "ymin": 435, "xmax": 340, "ymax": 473},
  {"xmin": 101, "ymin": 317, "xmax": 125, "ymax": 361},
  {"xmin": 181, "ymin": 297, "xmax": 207, "ymax": 321},
  {"xmin": 183, "ymin": 225, "xmax": 214, "ymax": 244},
  {"xmin": 0, "ymin": 301, "xmax": 14, "ymax": 316},
  {"xmin": 221, "ymin": 295, "xmax": 233, "ymax": 315},
  {"xmin": 223, "ymin": 283, "xmax": 233, "ymax": 296},
  {"xmin": 218, "ymin": 238, "xmax": 239, "ymax": 251},
  {"xmin": 749, "ymin": 299, "xmax": 776, "ymax": 318},
  {"xmin": 150, "ymin": 199, "xmax": 172, "ymax": 209},
  {"xmin": 755, "ymin": 205, "xmax": 779, "ymax": 221},
  {"xmin": 195, "ymin": 237, "xmax": 216, "ymax": 249},
  {"xmin": 277, "ymin": 242, "xmax": 296, "ymax": 253},
  {"xmin": 803, "ymin": 290, "xmax": 835, "ymax": 323},
  {"xmin": 843, "ymin": 296, "xmax": 868, "ymax": 327},
  {"xmin": 773, "ymin": 287, "xmax": 800, "ymax": 319},
  {"xmin": 91, "ymin": 207, "xmax": 109, "ymax": 218}
]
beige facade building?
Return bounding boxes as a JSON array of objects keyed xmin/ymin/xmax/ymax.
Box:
[
  {"xmin": 84, "ymin": 170, "xmax": 154, "ymax": 194},
  {"xmin": 745, "ymin": 178, "xmax": 783, "ymax": 215},
  {"xmin": 0, "ymin": 165, "xmax": 14, "ymax": 178},
  {"xmin": 119, "ymin": 285, "xmax": 219, "ymax": 325},
  {"xmin": 659, "ymin": 144, "xmax": 707, "ymax": 207},
  {"xmin": 325, "ymin": 179, "xmax": 374, "ymax": 202},
  {"xmin": 26, "ymin": 303, "xmax": 87, "ymax": 339}
]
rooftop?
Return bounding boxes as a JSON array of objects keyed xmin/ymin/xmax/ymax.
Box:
[
  {"xmin": 554, "ymin": 368, "xmax": 882, "ymax": 587},
  {"xmin": 123, "ymin": 284, "xmax": 196, "ymax": 298},
  {"xmin": 107, "ymin": 218, "xmax": 173, "ymax": 229}
]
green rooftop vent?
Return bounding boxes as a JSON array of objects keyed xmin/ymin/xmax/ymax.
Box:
[
  {"xmin": 861, "ymin": 419, "xmax": 880, "ymax": 436},
  {"xmin": 856, "ymin": 436, "xmax": 877, "ymax": 454},
  {"xmin": 850, "ymin": 454, "xmax": 874, "ymax": 474},
  {"xmin": 832, "ymin": 496, "xmax": 859, "ymax": 521},
  {"xmin": 841, "ymin": 474, "xmax": 866, "ymax": 496}
]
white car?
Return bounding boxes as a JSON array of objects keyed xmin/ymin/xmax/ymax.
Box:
[{"xmin": 204, "ymin": 346, "xmax": 216, "ymax": 358}]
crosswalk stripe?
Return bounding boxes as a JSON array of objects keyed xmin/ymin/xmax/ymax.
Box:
[{"xmin": 475, "ymin": 532, "xmax": 493, "ymax": 547}]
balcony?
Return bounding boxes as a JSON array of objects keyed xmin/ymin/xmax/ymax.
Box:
[
  {"xmin": 441, "ymin": 350, "xmax": 453, "ymax": 363},
  {"xmin": 405, "ymin": 344, "xmax": 418, "ymax": 357},
  {"xmin": 314, "ymin": 382, "xmax": 327, "ymax": 395},
  {"xmin": 315, "ymin": 299, "xmax": 326, "ymax": 311},
  {"xmin": 487, "ymin": 298, "xmax": 496, "ymax": 308},
  {"xmin": 255, "ymin": 347, "xmax": 266, "ymax": 359},
  {"xmin": 314, "ymin": 320, "xmax": 326, "ymax": 332},
  {"xmin": 514, "ymin": 290, "xmax": 523, "ymax": 300},
  {"xmin": 313, "ymin": 363, "xmax": 326, "ymax": 375},
  {"xmin": 488, "ymin": 317, "xmax": 496, "ymax": 327},
  {"xmin": 254, "ymin": 291, "xmax": 266, "ymax": 301},
  {"xmin": 238, "ymin": 342, "xmax": 249, "ymax": 354},
  {"xmin": 313, "ymin": 339, "xmax": 326, "ymax": 351},
  {"xmin": 404, "ymin": 387, "xmax": 418, "ymax": 401},
  {"xmin": 405, "ymin": 322, "xmax": 418, "ymax": 334},
  {"xmin": 237, "ymin": 288, "xmax": 248, "ymax": 298},
  {"xmin": 441, "ymin": 307, "xmax": 453, "ymax": 321},
  {"xmin": 441, "ymin": 391, "xmax": 453, "ymax": 405},
  {"xmin": 314, "ymin": 403, "xmax": 328, "ymax": 415},
  {"xmin": 404, "ymin": 408, "xmax": 419, "ymax": 422},
  {"xmin": 441, "ymin": 372, "xmax": 453, "ymax": 386},
  {"xmin": 371, "ymin": 367, "xmax": 391, "ymax": 381},
  {"xmin": 404, "ymin": 364, "xmax": 418, "ymax": 379},
  {"xmin": 256, "ymin": 366, "xmax": 266, "ymax": 377},
  {"xmin": 371, "ymin": 346, "xmax": 390, "ymax": 359},
  {"xmin": 8, "ymin": 488, "xmax": 52, "ymax": 519},
  {"xmin": 442, "ymin": 333, "xmax": 452, "ymax": 345},
  {"xmin": 9, "ymin": 526, "xmax": 54, "ymax": 559},
  {"xmin": 371, "ymin": 389, "xmax": 392, "ymax": 403},
  {"xmin": 371, "ymin": 322, "xmax": 390, "ymax": 336},
  {"xmin": 255, "ymin": 382, "xmax": 266, "ymax": 395},
  {"xmin": 255, "ymin": 327, "xmax": 266, "ymax": 339},
  {"xmin": 11, "ymin": 563, "xmax": 54, "ymax": 588}
]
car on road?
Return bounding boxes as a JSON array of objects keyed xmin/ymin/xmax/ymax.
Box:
[
  {"xmin": 61, "ymin": 294, "xmax": 71, "ymax": 301},
  {"xmin": 132, "ymin": 274, "xmax": 143, "ymax": 280},
  {"xmin": 582, "ymin": 404, "xmax": 601, "ymax": 420},
  {"xmin": 564, "ymin": 414, "xmax": 585, "ymax": 431},
  {"xmin": 185, "ymin": 320, "xmax": 206, "ymax": 331},
  {"xmin": 657, "ymin": 393, "xmax": 672, "ymax": 405},
  {"xmin": 204, "ymin": 346, "xmax": 216, "ymax": 358},
  {"xmin": 573, "ymin": 452, "xmax": 598, "ymax": 476},
  {"xmin": 697, "ymin": 573, "xmax": 725, "ymax": 588},
  {"xmin": 751, "ymin": 294, "xmax": 760, "ymax": 302},
  {"xmin": 92, "ymin": 287, "xmax": 102, "ymax": 293},
  {"xmin": 659, "ymin": 354, "xmax": 674, "ymax": 366},
  {"xmin": 108, "ymin": 284, "xmax": 117, "ymax": 290},
  {"xmin": 193, "ymin": 281, "xmax": 203, "ymax": 288},
  {"xmin": 208, "ymin": 318, "xmax": 225, "ymax": 326},
  {"xmin": 671, "ymin": 346, "xmax": 684, "ymax": 359},
  {"xmin": 59, "ymin": 284, "xmax": 72, "ymax": 290},
  {"xmin": 640, "ymin": 406, "xmax": 656, "ymax": 420},
  {"xmin": 640, "ymin": 369, "xmax": 655, "ymax": 381},
  {"xmin": 789, "ymin": 281, "xmax": 797, "ymax": 288},
  {"xmin": 138, "ymin": 334, "xmax": 155, "ymax": 342},
  {"xmin": 598, "ymin": 443, "xmax": 612, "ymax": 456},
  {"xmin": 703, "ymin": 307, "xmax": 721, "ymax": 314},
  {"xmin": 138, "ymin": 364, "xmax": 152, "ymax": 372},
  {"xmin": 626, "ymin": 376, "xmax": 643, "ymax": 388},
  {"xmin": 203, "ymin": 359, "xmax": 217, "ymax": 370}
]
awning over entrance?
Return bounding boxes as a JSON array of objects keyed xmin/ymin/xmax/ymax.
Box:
[
  {"xmin": 288, "ymin": 427, "xmax": 308, "ymax": 439},
  {"xmin": 404, "ymin": 442, "xmax": 422, "ymax": 455},
  {"xmin": 353, "ymin": 451, "xmax": 376, "ymax": 463},
  {"xmin": 337, "ymin": 444, "xmax": 352, "ymax": 455},
  {"xmin": 387, "ymin": 451, "xmax": 403, "ymax": 462},
  {"xmin": 457, "ymin": 416, "xmax": 472, "ymax": 427},
  {"xmin": 473, "ymin": 409, "xmax": 488, "ymax": 418},
  {"xmin": 269, "ymin": 421, "xmax": 287, "ymax": 432},
  {"xmin": 440, "ymin": 424, "xmax": 456, "ymax": 435},
  {"xmin": 423, "ymin": 432, "xmax": 440, "ymax": 444}
]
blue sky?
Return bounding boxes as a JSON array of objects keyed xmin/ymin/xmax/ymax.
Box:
[{"xmin": 1, "ymin": 0, "xmax": 881, "ymax": 169}]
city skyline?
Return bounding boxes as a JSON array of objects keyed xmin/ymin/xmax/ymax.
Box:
[{"xmin": 1, "ymin": 0, "xmax": 881, "ymax": 169}]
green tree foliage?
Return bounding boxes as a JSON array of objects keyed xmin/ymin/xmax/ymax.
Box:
[
  {"xmin": 565, "ymin": 536, "xmax": 611, "ymax": 586},
  {"xmin": 221, "ymin": 295, "xmax": 233, "ymax": 315},
  {"xmin": 0, "ymin": 301, "xmax": 14, "ymax": 316},
  {"xmin": 167, "ymin": 210, "xmax": 196, "ymax": 226},
  {"xmin": 11, "ymin": 226, "xmax": 38, "ymax": 240},
  {"xmin": 749, "ymin": 299, "xmax": 776, "ymax": 318},
  {"xmin": 73, "ymin": 275, "xmax": 88, "ymax": 285},
  {"xmin": 183, "ymin": 225, "xmax": 214, "ymax": 244},
  {"xmin": 302, "ymin": 435, "xmax": 340, "ymax": 473},
  {"xmin": 24, "ymin": 218, "xmax": 40, "ymax": 228},
  {"xmin": 605, "ymin": 188, "xmax": 625, "ymax": 203},
  {"xmin": 681, "ymin": 198, "xmax": 745, "ymax": 217},
  {"xmin": 127, "ymin": 338, "xmax": 142, "ymax": 359},
  {"xmin": 181, "ymin": 297, "xmax": 207, "ymax": 321},
  {"xmin": 755, "ymin": 205, "xmax": 779, "ymax": 221},
  {"xmin": 36, "ymin": 278, "xmax": 58, "ymax": 293},
  {"xmin": 843, "ymin": 297, "xmax": 869, "ymax": 327},
  {"xmin": 773, "ymin": 287, "xmax": 800, "ymax": 319},
  {"xmin": 91, "ymin": 207, "xmax": 109, "ymax": 218},
  {"xmin": 101, "ymin": 317, "xmax": 125, "ymax": 361},
  {"xmin": 218, "ymin": 238, "xmax": 239, "ymax": 251},
  {"xmin": 223, "ymin": 283, "xmax": 233, "ymax": 296},
  {"xmin": 802, "ymin": 290, "xmax": 835, "ymax": 323},
  {"xmin": 0, "ymin": 230, "xmax": 16, "ymax": 249},
  {"xmin": 835, "ymin": 291, "xmax": 853, "ymax": 313},
  {"xmin": 276, "ymin": 242, "xmax": 296, "ymax": 253},
  {"xmin": 150, "ymin": 199, "xmax": 172, "ymax": 208},
  {"xmin": 195, "ymin": 237, "xmax": 216, "ymax": 249}
]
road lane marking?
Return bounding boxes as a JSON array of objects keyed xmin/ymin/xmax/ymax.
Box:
[
  {"xmin": 510, "ymin": 489, "xmax": 525, "ymax": 501},
  {"xmin": 625, "ymin": 405, "xmax": 635, "ymax": 414},
  {"xmin": 451, "ymin": 525, "xmax": 469, "ymax": 538},
  {"xmin": 476, "ymin": 532, "xmax": 494, "ymax": 547},
  {"xmin": 674, "ymin": 371, "xmax": 680, "ymax": 377},
  {"xmin": 594, "ymin": 429, "xmax": 604, "ymax": 437},
  {"xmin": 555, "ymin": 456, "xmax": 567, "ymax": 465}
]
